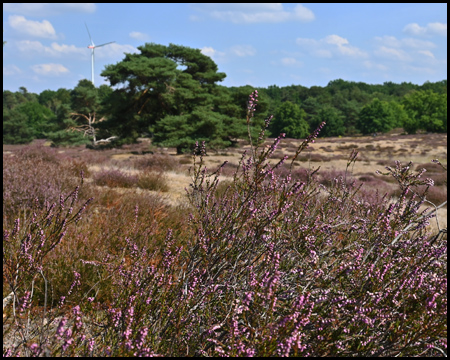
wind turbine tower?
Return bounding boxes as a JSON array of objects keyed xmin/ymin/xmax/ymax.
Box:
[{"xmin": 85, "ymin": 23, "xmax": 115, "ymax": 86}]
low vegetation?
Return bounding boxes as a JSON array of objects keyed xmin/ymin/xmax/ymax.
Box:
[{"xmin": 3, "ymin": 92, "xmax": 447, "ymax": 357}]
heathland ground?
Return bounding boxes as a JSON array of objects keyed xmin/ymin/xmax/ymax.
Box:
[
  {"xmin": 5, "ymin": 130, "xmax": 446, "ymax": 227},
  {"xmin": 3, "ymin": 129, "xmax": 447, "ymax": 356}
]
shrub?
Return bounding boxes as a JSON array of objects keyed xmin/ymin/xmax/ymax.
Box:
[
  {"xmin": 92, "ymin": 169, "xmax": 138, "ymax": 188},
  {"xmin": 43, "ymin": 188, "xmax": 189, "ymax": 305},
  {"xmin": 431, "ymin": 173, "xmax": 447, "ymax": 187},
  {"xmin": 178, "ymin": 155, "xmax": 192, "ymax": 165},
  {"xmin": 3, "ymin": 145, "xmax": 91, "ymax": 222},
  {"xmin": 3, "ymin": 184, "xmax": 94, "ymax": 355},
  {"xmin": 47, "ymin": 130, "xmax": 92, "ymax": 147},
  {"xmin": 136, "ymin": 170, "xmax": 170, "ymax": 192},
  {"xmin": 424, "ymin": 185, "xmax": 447, "ymax": 207},
  {"xmin": 415, "ymin": 162, "xmax": 447, "ymax": 174},
  {"xmin": 296, "ymin": 152, "xmax": 327, "ymax": 162},
  {"xmin": 75, "ymin": 150, "xmax": 112, "ymax": 166},
  {"xmin": 3, "ymin": 91, "xmax": 447, "ymax": 357},
  {"xmin": 133, "ymin": 154, "xmax": 180, "ymax": 172}
]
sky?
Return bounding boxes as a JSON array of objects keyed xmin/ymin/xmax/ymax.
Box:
[{"xmin": 3, "ymin": 3, "xmax": 447, "ymax": 94}]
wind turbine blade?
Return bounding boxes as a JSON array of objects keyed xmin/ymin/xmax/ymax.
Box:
[
  {"xmin": 85, "ymin": 22, "xmax": 94, "ymax": 46},
  {"xmin": 94, "ymin": 41, "xmax": 115, "ymax": 48}
]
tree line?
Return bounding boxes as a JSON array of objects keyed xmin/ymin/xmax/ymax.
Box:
[{"xmin": 3, "ymin": 43, "xmax": 447, "ymax": 152}]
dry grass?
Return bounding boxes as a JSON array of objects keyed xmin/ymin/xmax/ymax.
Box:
[{"xmin": 3, "ymin": 132, "xmax": 447, "ymax": 224}]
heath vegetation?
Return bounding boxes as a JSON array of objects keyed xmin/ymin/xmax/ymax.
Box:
[{"xmin": 3, "ymin": 91, "xmax": 447, "ymax": 357}]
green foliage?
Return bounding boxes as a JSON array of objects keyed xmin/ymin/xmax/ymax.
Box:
[
  {"xmin": 3, "ymin": 95, "xmax": 57, "ymax": 144},
  {"xmin": 153, "ymin": 108, "xmax": 229, "ymax": 153},
  {"xmin": 38, "ymin": 89, "xmax": 61, "ymax": 115},
  {"xmin": 101, "ymin": 42, "xmax": 257, "ymax": 152},
  {"xmin": 270, "ymin": 101, "xmax": 309, "ymax": 138},
  {"xmin": 385, "ymin": 101, "xmax": 409, "ymax": 129},
  {"xmin": 18, "ymin": 87, "xmax": 38, "ymax": 102},
  {"xmin": 15, "ymin": 102, "xmax": 57, "ymax": 138},
  {"xmin": 70, "ymin": 79, "xmax": 100, "ymax": 116},
  {"xmin": 42, "ymin": 81, "xmax": 112, "ymax": 146},
  {"xmin": 3, "ymin": 70, "xmax": 447, "ymax": 147},
  {"xmin": 3, "ymin": 90, "xmax": 21, "ymax": 110},
  {"xmin": 3, "ymin": 88, "xmax": 37, "ymax": 110},
  {"xmin": 3, "ymin": 87, "xmax": 74, "ymax": 145},
  {"xmin": 223, "ymin": 85, "xmax": 270, "ymax": 142},
  {"xmin": 101, "ymin": 42, "xmax": 226, "ymax": 125},
  {"xmin": 357, "ymin": 98, "xmax": 394, "ymax": 135},
  {"xmin": 402, "ymin": 90, "xmax": 447, "ymax": 133},
  {"xmin": 46, "ymin": 129, "xmax": 92, "ymax": 147},
  {"xmin": 3, "ymin": 108, "xmax": 35, "ymax": 144},
  {"xmin": 311, "ymin": 105, "xmax": 346, "ymax": 137}
]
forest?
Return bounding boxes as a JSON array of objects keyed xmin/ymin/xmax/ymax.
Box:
[{"xmin": 3, "ymin": 43, "xmax": 447, "ymax": 153}]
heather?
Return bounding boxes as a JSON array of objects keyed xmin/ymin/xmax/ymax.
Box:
[
  {"xmin": 3, "ymin": 92, "xmax": 447, "ymax": 357},
  {"xmin": 3, "ymin": 145, "xmax": 91, "ymax": 221}
]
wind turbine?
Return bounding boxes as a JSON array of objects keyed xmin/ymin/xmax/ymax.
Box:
[{"xmin": 85, "ymin": 23, "xmax": 115, "ymax": 86}]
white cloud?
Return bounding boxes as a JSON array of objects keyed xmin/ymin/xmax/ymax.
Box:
[
  {"xmin": 16, "ymin": 40, "xmax": 86, "ymax": 58},
  {"xmin": 15, "ymin": 40, "xmax": 137, "ymax": 60},
  {"xmin": 3, "ymin": 3, "xmax": 96, "ymax": 16},
  {"xmin": 31, "ymin": 63, "xmax": 69, "ymax": 76},
  {"xmin": 129, "ymin": 31, "xmax": 149, "ymax": 40},
  {"xmin": 8, "ymin": 15, "xmax": 56, "ymax": 39},
  {"xmin": 403, "ymin": 23, "xmax": 426, "ymax": 36},
  {"xmin": 427, "ymin": 22, "xmax": 447, "ymax": 36},
  {"xmin": 292, "ymin": 4, "xmax": 315, "ymax": 22},
  {"xmin": 374, "ymin": 46, "xmax": 411, "ymax": 61},
  {"xmin": 51, "ymin": 43, "xmax": 87, "ymax": 55},
  {"xmin": 201, "ymin": 45, "xmax": 256, "ymax": 62},
  {"xmin": 200, "ymin": 46, "xmax": 226, "ymax": 61},
  {"xmin": 200, "ymin": 46, "xmax": 217, "ymax": 57},
  {"xmin": 324, "ymin": 35, "xmax": 348, "ymax": 46},
  {"xmin": 3, "ymin": 64, "xmax": 22, "ymax": 76},
  {"xmin": 417, "ymin": 50, "xmax": 435, "ymax": 59},
  {"xmin": 296, "ymin": 35, "xmax": 368, "ymax": 59},
  {"xmin": 375, "ymin": 35, "xmax": 401, "ymax": 48},
  {"xmin": 373, "ymin": 36, "xmax": 440, "ymax": 64},
  {"xmin": 95, "ymin": 43, "xmax": 139, "ymax": 59},
  {"xmin": 229, "ymin": 45, "xmax": 256, "ymax": 57},
  {"xmin": 403, "ymin": 22, "xmax": 447, "ymax": 37},
  {"xmin": 190, "ymin": 3, "xmax": 314, "ymax": 24},
  {"xmin": 374, "ymin": 35, "xmax": 436, "ymax": 49},
  {"xmin": 401, "ymin": 38, "xmax": 436, "ymax": 49},
  {"xmin": 336, "ymin": 45, "xmax": 367, "ymax": 58}
]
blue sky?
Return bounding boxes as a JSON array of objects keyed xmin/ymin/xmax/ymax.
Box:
[{"xmin": 3, "ymin": 3, "xmax": 447, "ymax": 94}]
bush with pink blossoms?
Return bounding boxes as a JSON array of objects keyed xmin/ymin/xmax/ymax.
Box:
[{"xmin": 3, "ymin": 90, "xmax": 447, "ymax": 357}]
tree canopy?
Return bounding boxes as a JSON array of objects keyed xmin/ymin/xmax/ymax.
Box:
[
  {"xmin": 269, "ymin": 101, "xmax": 309, "ymax": 139},
  {"xmin": 402, "ymin": 90, "xmax": 447, "ymax": 134},
  {"xmin": 356, "ymin": 98, "xmax": 393, "ymax": 135},
  {"xmin": 100, "ymin": 43, "xmax": 248, "ymax": 152}
]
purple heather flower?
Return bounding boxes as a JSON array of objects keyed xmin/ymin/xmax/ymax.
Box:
[{"xmin": 56, "ymin": 318, "xmax": 67, "ymax": 337}]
